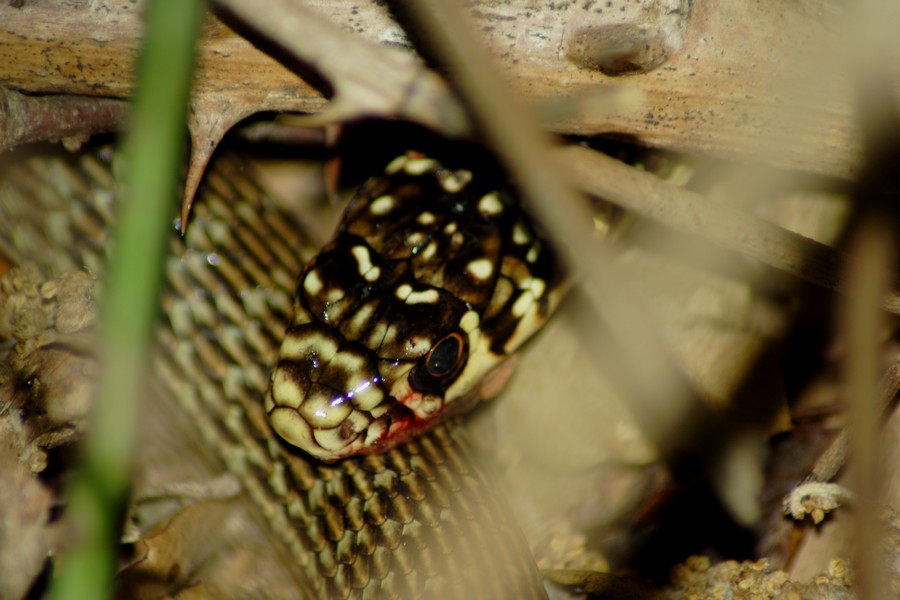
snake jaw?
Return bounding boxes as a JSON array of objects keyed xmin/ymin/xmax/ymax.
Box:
[{"xmin": 265, "ymin": 379, "xmax": 441, "ymax": 463}]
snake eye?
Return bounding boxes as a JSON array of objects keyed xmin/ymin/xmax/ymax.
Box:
[
  {"xmin": 409, "ymin": 331, "xmax": 469, "ymax": 395},
  {"xmin": 426, "ymin": 332, "xmax": 466, "ymax": 377}
]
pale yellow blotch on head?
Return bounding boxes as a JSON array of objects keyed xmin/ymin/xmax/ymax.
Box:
[
  {"xmin": 405, "ymin": 157, "xmax": 437, "ymax": 175},
  {"xmin": 386, "ymin": 364, "xmax": 415, "ymax": 404},
  {"xmin": 489, "ymin": 278, "xmax": 514, "ymax": 314},
  {"xmin": 343, "ymin": 371, "xmax": 381, "ymax": 407},
  {"xmin": 520, "ymin": 277, "xmax": 546, "ymax": 298},
  {"xmin": 478, "ymin": 192, "xmax": 503, "ymax": 215},
  {"xmin": 526, "ymin": 242, "xmax": 541, "ymax": 264},
  {"xmin": 466, "ymin": 257, "xmax": 494, "ymax": 281},
  {"xmin": 265, "ymin": 368, "xmax": 305, "ymax": 412},
  {"xmin": 444, "ymin": 222, "xmax": 458, "ymax": 234},
  {"xmin": 303, "ymin": 269, "xmax": 323, "ymax": 295},
  {"xmin": 382, "ymin": 323, "xmax": 400, "ymax": 346},
  {"xmin": 326, "ymin": 287, "xmax": 345, "ymax": 303},
  {"xmin": 299, "ymin": 391, "xmax": 352, "ymax": 428},
  {"xmin": 407, "ymin": 232, "xmax": 425, "ymax": 247},
  {"xmin": 512, "ymin": 221, "xmax": 531, "ymax": 245},
  {"xmin": 439, "ymin": 169, "xmax": 472, "ymax": 193},
  {"xmin": 385, "ymin": 155, "xmax": 408, "ymax": 174},
  {"xmin": 368, "ymin": 321, "xmax": 388, "ymax": 348},
  {"xmin": 351, "ymin": 246, "xmax": 373, "ymax": 274},
  {"xmin": 451, "ymin": 232, "xmax": 464, "ymax": 247},
  {"xmin": 404, "ymin": 336, "xmax": 432, "ymax": 357},
  {"xmin": 351, "ymin": 245, "xmax": 380, "ymax": 282},
  {"xmin": 322, "ymin": 301, "xmax": 349, "ymax": 324},
  {"xmin": 270, "ymin": 407, "xmax": 314, "ymax": 448},
  {"xmin": 279, "ymin": 330, "xmax": 339, "ymax": 363},
  {"xmin": 422, "ymin": 241, "xmax": 438, "ymax": 260},
  {"xmin": 460, "ymin": 310, "xmax": 480, "ymax": 333},
  {"xmin": 465, "ymin": 322, "xmax": 481, "ymax": 351},
  {"xmin": 395, "ymin": 283, "xmax": 412, "ymax": 300},
  {"xmin": 331, "ymin": 351, "xmax": 367, "ymax": 376},
  {"xmin": 370, "ymin": 195, "xmax": 396, "ymax": 215},
  {"xmin": 511, "ymin": 292, "xmax": 534, "ymax": 318},
  {"xmin": 438, "ymin": 174, "xmax": 465, "ymax": 194},
  {"xmin": 369, "ymin": 402, "xmax": 390, "ymax": 419},
  {"xmin": 349, "ymin": 379, "xmax": 384, "ymax": 411},
  {"xmin": 418, "ymin": 211, "xmax": 436, "ymax": 225},
  {"xmin": 406, "ymin": 288, "xmax": 440, "ymax": 304},
  {"xmin": 350, "ymin": 302, "xmax": 375, "ymax": 332},
  {"xmin": 502, "ymin": 301, "xmax": 545, "ymax": 354}
]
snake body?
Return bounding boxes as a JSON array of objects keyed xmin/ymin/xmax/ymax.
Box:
[{"xmin": 0, "ymin": 147, "xmax": 558, "ymax": 598}]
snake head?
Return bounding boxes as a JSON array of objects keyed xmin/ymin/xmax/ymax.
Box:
[{"xmin": 264, "ymin": 152, "xmax": 563, "ymax": 462}]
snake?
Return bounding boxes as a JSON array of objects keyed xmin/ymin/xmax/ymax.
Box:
[{"xmin": 0, "ymin": 144, "xmax": 563, "ymax": 598}]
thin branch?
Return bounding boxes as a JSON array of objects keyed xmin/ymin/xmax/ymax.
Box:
[
  {"xmin": 0, "ymin": 88, "xmax": 128, "ymax": 153},
  {"xmin": 842, "ymin": 218, "xmax": 892, "ymax": 599},
  {"xmin": 557, "ymin": 145, "xmax": 900, "ymax": 316},
  {"xmin": 210, "ymin": 0, "xmax": 469, "ymax": 133},
  {"xmin": 807, "ymin": 357, "xmax": 900, "ymax": 483}
]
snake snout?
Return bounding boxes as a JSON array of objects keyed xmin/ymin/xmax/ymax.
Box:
[{"xmin": 265, "ymin": 322, "xmax": 395, "ymax": 461}]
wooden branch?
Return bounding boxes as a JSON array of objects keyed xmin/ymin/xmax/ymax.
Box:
[
  {"xmin": 212, "ymin": 0, "xmax": 468, "ymax": 133},
  {"xmin": 0, "ymin": 4, "xmax": 324, "ymax": 111},
  {"xmin": 0, "ymin": 88, "xmax": 128, "ymax": 152},
  {"xmin": 2, "ymin": 1, "xmax": 892, "ymax": 179}
]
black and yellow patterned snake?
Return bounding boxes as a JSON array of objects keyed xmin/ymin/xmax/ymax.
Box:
[{"xmin": 0, "ymin": 146, "xmax": 562, "ymax": 598}]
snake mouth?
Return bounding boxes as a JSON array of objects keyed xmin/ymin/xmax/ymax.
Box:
[
  {"xmin": 266, "ymin": 380, "xmax": 430, "ymax": 463},
  {"xmin": 268, "ymin": 402, "xmax": 417, "ymax": 463}
]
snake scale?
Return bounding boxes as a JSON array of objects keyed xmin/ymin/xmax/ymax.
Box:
[{"xmin": 0, "ymin": 145, "xmax": 560, "ymax": 598}]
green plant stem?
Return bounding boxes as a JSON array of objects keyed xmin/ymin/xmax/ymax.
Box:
[{"xmin": 49, "ymin": 1, "xmax": 204, "ymax": 598}]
